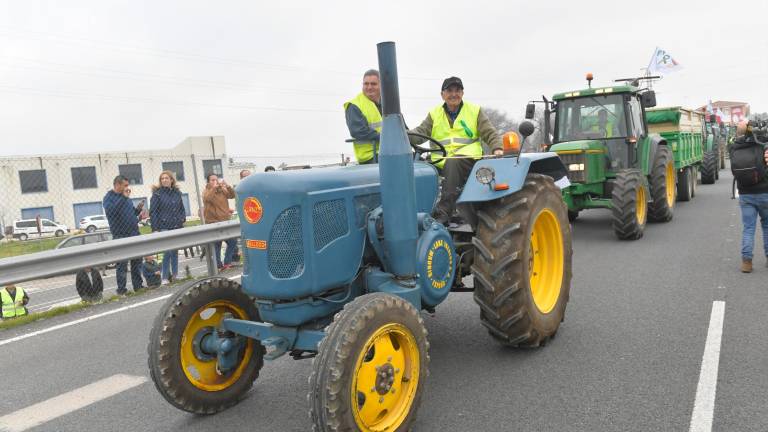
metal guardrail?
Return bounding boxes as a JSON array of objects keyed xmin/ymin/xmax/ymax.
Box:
[{"xmin": 0, "ymin": 220, "xmax": 241, "ymax": 287}]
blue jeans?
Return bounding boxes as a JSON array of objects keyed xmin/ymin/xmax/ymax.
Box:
[
  {"xmin": 739, "ymin": 193, "xmax": 768, "ymax": 260},
  {"xmin": 214, "ymin": 239, "xmax": 237, "ymax": 267},
  {"xmin": 161, "ymin": 250, "xmax": 179, "ymax": 280},
  {"xmin": 116, "ymin": 258, "xmax": 143, "ymax": 293}
]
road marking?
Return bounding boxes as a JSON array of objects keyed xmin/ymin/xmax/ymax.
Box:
[
  {"xmin": 0, "ymin": 274, "xmax": 242, "ymax": 346},
  {"xmin": 689, "ymin": 301, "xmax": 725, "ymax": 432},
  {"xmin": 0, "ymin": 374, "xmax": 147, "ymax": 432}
]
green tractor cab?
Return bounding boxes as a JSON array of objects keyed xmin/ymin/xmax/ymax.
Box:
[{"xmin": 529, "ymin": 76, "xmax": 676, "ymax": 240}]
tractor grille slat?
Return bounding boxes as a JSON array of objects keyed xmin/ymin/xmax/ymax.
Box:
[
  {"xmin": 268, "ymin": 206, "xmax": 304, "ymax": 279},
  {"xmin": 313, "ymin": 199, "xmax": 348, "ymax": 250}
]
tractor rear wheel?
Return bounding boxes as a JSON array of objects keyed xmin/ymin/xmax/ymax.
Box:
[
  {"xmin": 648, "ymin": 146, "xmax": 675, "ymax": 222},
  {"xmin": 309, "ymin": 293, "xmax": 428, "ymax": 432},
  {"xmin": 677, "ymin": 167, "xmax": 691, "ymax": 202},
  {"xmin": 611, "ymin": 169, "xmax": 647, "ymax": 240},
  {"xmin": 701, "ymin": 151, "xmax": 717, "ymax": 184},
  {"xmin": 471, "ymin": 174, "xmax": 572, "ymax": 347},
  {"xmin": 719, "ymin": 145, "xmax": 726, "ymax": 169},
  {"xmin": 148, "ymin": 277, "xmax": 265, "ymax": 414},
  {"xmin": 567, "ymin": 210, "xmax": 579, "ymax": 222}
]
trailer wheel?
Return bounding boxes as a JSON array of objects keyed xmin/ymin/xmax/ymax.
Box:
[
  {"xmin": 701, "ymin": 151, "xmax": 717, "ymax": 184},
  {"xmin": 309, "ymin": 293, "xmax": 428, "ymax": 432},
  {"xmin": 148, "ymin": 277, "xmax": 264, "ymax": 415},
  {"xmin": 648, "ymin": 146, "xmax": 675, "ymax": 222},
  {"xmin": 677, "ymin": 167, "xmax": 691, "ymax": 202},
  {"xmin": 690, "ymin": 166, "xmax": 697, "ymax": 198},
  {"xmin": 611, "ymin": 169, "xmax": 647, "ymax": 240},
  {"xmin": 471, "ymin": 174, "xmax": 572, "ymax": 347}
]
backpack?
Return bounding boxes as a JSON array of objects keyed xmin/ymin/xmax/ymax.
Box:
[{"xmin": 730, "ymin": 140, "xmax": 766, "ymax": 194}]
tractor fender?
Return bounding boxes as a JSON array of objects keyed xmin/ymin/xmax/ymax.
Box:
[
  {"xmin": 457, "ymin": 152, "xmax": 568, "ymax": 204},
  {"xmin": 647, "ymin": 134, "xmax": 668, "ymax": 167}
]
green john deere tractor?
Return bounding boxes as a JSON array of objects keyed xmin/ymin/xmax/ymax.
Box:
[{"xmin": 528, "ymin": 75, "xmax": 677, "ymax": 240}]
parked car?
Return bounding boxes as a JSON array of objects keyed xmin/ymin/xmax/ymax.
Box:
[
  {"xmin": 79, "ymin": 215, "xmax": 110, "ymax": 233},
  {"xmin": 11, "ymin": 218, "xmax": 69, "ymax": 241},
  {"xmin": 56, "ymin": 231, "xmax": 115, "ymax": 268}
]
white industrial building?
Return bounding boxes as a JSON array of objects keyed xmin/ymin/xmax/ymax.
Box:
[{"xmin": 0, "ymin": 136, "xmax": 241, "ymax": 231}]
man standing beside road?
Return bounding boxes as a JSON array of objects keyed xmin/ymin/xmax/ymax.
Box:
[
  {"xmin": 103, "ymin": 175, "xmax": 144, "ymax": 294},
  {"xmin": 344, "ymin": 69, "xmax": 382, "ymax": 164},
  {"xmin": 732, "ymin": 121, "xmax": 768, "ymax": 273},
  {"xmin": 1, "ymin": 284, "xmax": 28, "ymax": 319},
  {"xmin": 202, "ymin": 173, "xmax": 237, "ymax": 271},
  {"xmin": 408, "ymin": 76, "xmax": 503, "ymax": 224}
]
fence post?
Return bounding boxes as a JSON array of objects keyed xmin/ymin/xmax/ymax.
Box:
[{"xmin": 191, "ymin": 154, "xmax": 218, "ymax": 276}]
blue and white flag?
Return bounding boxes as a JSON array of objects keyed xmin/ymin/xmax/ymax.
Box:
[{"xmin": 647, "ymin": 47, "xmax": 683, "ymax": 75}]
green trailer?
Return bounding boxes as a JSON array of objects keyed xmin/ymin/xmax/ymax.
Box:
[{"xmin": 645, "ymin": 106, "xmax": 716, "ymax": 200}]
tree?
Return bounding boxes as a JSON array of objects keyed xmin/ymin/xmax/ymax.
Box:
[{"xmin": 483, "ymin": 107, "xmax": 518, "ymax": 133}]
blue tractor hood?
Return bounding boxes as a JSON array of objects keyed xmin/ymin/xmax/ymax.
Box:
[{"xmin": 236, "ymin": 163, "xmax": 439, "ymax": 300}]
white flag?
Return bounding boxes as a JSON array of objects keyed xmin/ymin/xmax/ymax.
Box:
[{"xmin": 647, "ymin": 47, "xmax": 683, "ymax": 75}]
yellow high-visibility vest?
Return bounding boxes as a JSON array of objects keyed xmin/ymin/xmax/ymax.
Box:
[
  {"xmin": 429, "ymin": 101, "xmax": 482, "ymax": 169},
  {"xmin": 1, "ymin": 287, "xmax": 27, "ymax": 318},
  {"xmin": 591, "ymin": 120, "xmax": 614, "ymax": 138},
  {"xmin": 344, "ymin": 93, "xmax": 383, "ymax": 163}
]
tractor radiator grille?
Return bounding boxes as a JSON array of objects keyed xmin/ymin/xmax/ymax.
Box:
[
  {"xmin": 268, "ymin": 206, "xmax": 304, "ymax": 279},
  {"xmin": 313, "ymin": 199, "xmax": 348, "ymax": 250},
  {"xmin": 558, "ymin": 153, "xmax": 587, "ymax": 183}
]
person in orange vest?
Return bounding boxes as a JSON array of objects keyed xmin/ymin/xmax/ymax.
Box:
[
  {"xmin": 344, "ymin": 69, "xmax": 383, "ymax": 164},
  {"xmin": 408, "ymin": 76, "xmax": 503, "ymax": 224},
  {"xmin": 1, "ymin": 284, "xmax": 29, "ymax": 319}
]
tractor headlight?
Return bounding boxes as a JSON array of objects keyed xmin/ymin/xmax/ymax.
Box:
[
  {"xmin": 475, "ymin": 166, "xmax": 495, "ymax": 185},
  {"xmin": 568, "ymin": 163, "xmax": 585, "ymax": 171}
]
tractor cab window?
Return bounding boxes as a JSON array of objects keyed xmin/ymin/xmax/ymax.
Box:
[
  {"xmin": 627, "ymin": 97, "xmax": 645, "ymax": 138},
  {"xmin": 554, "ymin": 94, "xmax": 628, "ymax": 143}
]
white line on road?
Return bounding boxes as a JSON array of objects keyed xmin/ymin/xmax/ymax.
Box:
[
  {"xmin": 689, "ymin": 301, "xmax": 726, "ymax": 432},
  {"xmin": 0, "ymin": 274, "xmax": 242, "ymax": 346},
  {"xmin": 0, "ymin": 374, "xmax": 147, "ymax": 432}
]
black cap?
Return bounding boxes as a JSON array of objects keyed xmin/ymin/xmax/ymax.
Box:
[{"xmin": 441, "ymin": 76, "xmax": 464, "ymax": 91}]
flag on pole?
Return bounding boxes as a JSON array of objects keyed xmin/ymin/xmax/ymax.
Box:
[
  {"xmin": 647, "ymin": 47, "xmax": 683, "ymax": 75},
  {"xmin": 706, "ymin": 100, "xmax": 714, "ymax": 114},
  {"xmin": 716, "ymin": 108, "xmax": 726, "ymax": 123}
]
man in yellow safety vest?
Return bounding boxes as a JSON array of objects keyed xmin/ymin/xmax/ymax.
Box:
[
  {"xmin": 408, "ymin": 76, "xmax": 503, "ymax": 224},
  {"xmin": 592, "ymin": 109, "xmax": 614, "ymax": 138},
  {"xmin": 1, "ymin": 284, "xmax": 29, "ymax": 319},
  {"xmin": 344, "ymin": 70, "xmax": 383, "ymax": 164}
]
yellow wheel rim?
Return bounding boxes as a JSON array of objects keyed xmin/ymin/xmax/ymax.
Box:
[
  {"xmin": 636, "ymin": 185, "xmax": 647, "ymax": 225},
  {"xmin": 351, "ymin": 323, "xmax": 420, "ymax": 432},
  {"xmin": 180, "ymin": 301, "xmax": 253, "ymax": 391},
  {"xmin": 665, "ymin": 161, "xmax": 675, "ymax": 207},
  {"xmin": 529, "ymin": 209, "xmax": 564, "ymax": 314}
]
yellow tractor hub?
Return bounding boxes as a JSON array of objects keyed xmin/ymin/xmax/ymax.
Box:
[
  {"xmin": 529, "ymin": 209, "xmax": 564, "ymax": 314},
  {"xmin": 636, "ymin": 185, "xmax": 647, "ymax": 225},
  {"xmin": 665, "ymin": 161, "xmax": 675, "ymax": 207},
  {"xmin": 180, "ymin": 301, "xmax": 254, "ymax": 391},
  {"xmin": 351, "ymin": 323, "xmax": 420, "ymax": 432}
]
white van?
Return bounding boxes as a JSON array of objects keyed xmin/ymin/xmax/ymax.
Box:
[{"xmin": 12, "ymin": 218, "xmax": 69, "ymax": 241}]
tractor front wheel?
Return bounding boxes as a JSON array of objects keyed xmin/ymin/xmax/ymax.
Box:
[
  {"xmin": 471, "ymin": 174, "xmax": 572, "ymax": 347},
  {"xmin": 148, "ymin": 277, "xmax": 265, "ymax": 414},
  {"xmin": 648, "ymin": 146, "xmax": 675, "ymax": 222},
  {"xmin": 611, "ymin": 169, "xmax": 647, "ymax": 240},
  {"xmin": 309, "ymin": 293, "xmax": 429, "ymax": 432}
]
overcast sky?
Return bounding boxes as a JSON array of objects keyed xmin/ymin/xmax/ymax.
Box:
[{"xmin": 1, "ymin": 0, "xmax": 766, "ymax": 159}]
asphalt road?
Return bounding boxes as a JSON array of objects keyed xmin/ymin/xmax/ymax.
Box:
[{"xmin": 1, "ymin": 168, "xmax": 766, "ymax": 432}]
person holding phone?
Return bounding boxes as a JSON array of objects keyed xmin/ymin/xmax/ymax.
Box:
[
  {"xmin": 103, "ymin": 175, "xmax": 144, "ymax": 294},
  {"xmin": 202, "ymin": 173, "xmax": 237, "ymax": 270}
]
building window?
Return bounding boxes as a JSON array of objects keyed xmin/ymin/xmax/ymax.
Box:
[
  {"xmin": 162, "ymin": 161, "xmax": 185, "ymax": 181},
  {"xmin": 119, "ymin": 164, "xmax": 143, "ymax": 185},
  {"xmin": 19, "ymin": 169, "xmax": 48, "ymax": 194},
  {"xmin": 71, "ymin": 166, "xmax": 98, "ymax": 189},
  {"xmin": 203, "ymin": 159, "xmax": 223, "ymax": 179}
]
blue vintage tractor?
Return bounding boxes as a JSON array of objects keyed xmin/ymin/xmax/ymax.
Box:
[{"xmin": 148, "ymin": 42, "xmax": 572, "ymax": 431}]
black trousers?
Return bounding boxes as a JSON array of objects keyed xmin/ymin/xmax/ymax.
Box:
[{"xmin": 434, "ymin": 158, "xmax": 476, "ymax": 223}]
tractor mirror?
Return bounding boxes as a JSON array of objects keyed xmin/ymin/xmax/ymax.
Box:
[
  {"xmin": 525, "ymin": 103, "xmax": 535, "ymax": 119},
  {"xmin": 519, "ymin": 121, "xmax": 535, "ymax": 138},
  {"xmin": 502, "ymin": 131, "xmax": 522, "ymax": 154},
  {"xmin": 641, "ymin": 91, "xmax": 657, "ymax": 108}
]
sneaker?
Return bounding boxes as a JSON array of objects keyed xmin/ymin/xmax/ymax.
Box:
[
  {"xmin": 220, "ymin": 264, "xmax": 233, "ymax": 271},
  {"xmin": 161, "ymin": 279, "xmax": 170, "ymax": 286},
  {"xmin": 741, "ymin": 259, "xmax": 753, "ymax": 273}
]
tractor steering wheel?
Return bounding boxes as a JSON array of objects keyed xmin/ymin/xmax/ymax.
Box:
[{"xmin": 406, "ymin": 132, "xmax": 448, "ymax": 165}]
